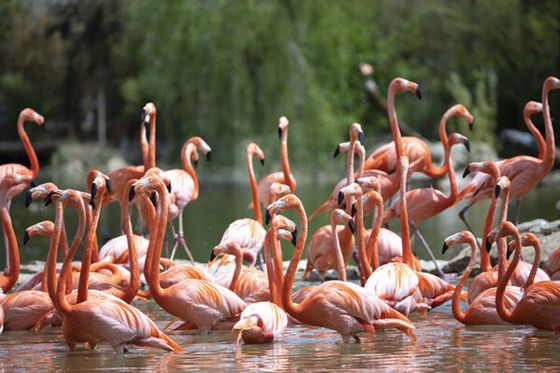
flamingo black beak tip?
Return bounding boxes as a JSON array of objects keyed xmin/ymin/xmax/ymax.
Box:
[
  {"xmin": 291, "ymin": 228, "xmax": 298, "ymax": 247},
  {"xmin": 23, "ymin": 230, "xmax": 30, "ymax": 245},
  {"xmin": 464, "ymin": 139, "xmax": 470, "ymax": 153},
  {"xmin": 351, "ymin": 204, "xmax": 357, "ymax": 217},
  {"xmin": 358, "ymin": 132, "xmax": 365, "ymax": 146},
  {"xmin": 337, "ymin": 191, "xmax": 344, "ymax": 206},
  {"xmin": 265, "ymin": 209, "xmax": 272, "ymax": 226},
  {"xmin": 278, "ymin": 127, "xmax": 282, "ymax": 140},
  {"xmin": 128, "ymin": 186, "xmax": 136, "ymax": 201},
  {"xmin": 193, "ymin": 159, "xmax": 198, "ymax": 169},
  {"xmin": 260, "ymin": 158, "xmax": 265, "ymax": 167},
  {"xmin": 25, "ymin": 191, "xmax": 33, "ymax": 208},
  {"xmin": 140, "ymin": 109, "xmax": 147, "ymax": 123},
  {"xmin": 415, "ymin": 86, "xmax": 422, "ymax": 100},
  {"xmin": 348, "ymin": 219, "xmax": 356, "ymax": 234},
  {"xmin": 442, "ymin": 242, "xmax": 448, "ymax": 255},
  {"xmin": 150, "ymin": 191, "xmax": 157, "ymax": 207},
  {"xmin": 485, "ymin": 238, "xmax": 492, "ymax": 253},
  {"xmin": 462, "ymin": 167, "xmax": 470, "ymax": 178},
  {"xmin": 333, "ymin": 146, "xmax": 340, "ymax": 158},
  {"xmin": 105, "ymin": 179, "xmax": 112, "ymax": 194},
  {"xmin": 206, "ymin": 151, "xmax": 211, "ymax": 162},
  {"xmin": 495, "ymin": 185, "xmax": 502, "ymax": 198},
  {"xmin": 468, "ymin": 121, "xmax": 474, "ymax": 131}
]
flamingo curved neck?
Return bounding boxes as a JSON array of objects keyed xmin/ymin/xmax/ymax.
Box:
[
  {"xmin": 332, "ymin": 222, "xmax": 347, "ymax": 282},
  {"xmin": 246, "ymin": 153, "xmax": 263, "ymax": 225},
  {"xmin": 426, "ymin": 112, "xmax": 453, "ymax": 178},
  {"xmin": 148, "ymin": 113, "xmax": 157, "ymax": 170},
  {"xmin": 0, "ymin": 207, "xmax": 20, "ymax": 293},
  {"xmin": 452, "ymin": 237, "xmax": 478, "ymax": 323},
  {"xmin": 182, "ymin": 143, "xmax": 199, "ymax": 200},
  {"xmin": 229, "ymin": 250, "xmax": 243, "ymax": 292},
  {"xmin": 445, "ymin": 143, "xmax": 458, "ymax": 204},
  {"xmin": 280, "ymin": 131, "xmax": 294, "ymax": 191},
  {"xmin": 140, "ymin": 123, "xmax": 150, "ymax": 170},
  {"xmin": 480, "ymin": 192, "xmax": 499, "ymax": 273},
  {"xmin": 524, "ymin": 112, "xmax": 546, "ymax": 162},
  {"xmin": 147, "ymin": 183, "xmax": 170, "ymax": 300},
  {"xmin": 366, "ymin": 195, "xmax": 384, "ymax": 271},
  {"xmin": 542, "ymin": 86, "xmax": 556, "ymax": 173},
  {"xmin": 17, "ymin": 113, "xmax": 39, "ymax": 178},
  {"xmin": 282, "ymin": 203, "xmax": 307, "ymax": 319},
  {"xmin": 496, "ymin": 230, "xmax": 521, "ymax": 323},
  {"xmin": 263, "ymin": 232, "xmax": 279, "ymax": 306},
  {"xmin": 523, "ymin": 240, "xmax": 541, "ymax": 290},
  {"xmin": 57, "ymin": 199, "xmax": 87, "ymax": 315},
  {"xmin": 346, "ymin": 139, "xmax": 356, "ymax": 185},
  {"xmin": 47, "ymin": 203, "xmax": 64, "ymax": 308},
  {"xmin": 355, "ymin": 196, "xmax": 371, "ymax": 284}
]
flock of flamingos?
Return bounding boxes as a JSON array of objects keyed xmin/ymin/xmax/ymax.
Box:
[{"xmin": 0, "ymin": 76, "xmax": 559, "ymax": 354}]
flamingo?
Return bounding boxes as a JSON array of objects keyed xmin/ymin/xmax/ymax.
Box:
[
  {"xmin": 257, "ymin": 116, "xmax": 297, "ymax": 207},
  {"xmin": 545, "ymin": 246, "xmax": 560, "ymax": 280},
  {"xmin": 490, "ymin": 221, "xmax": 560, "ymax": 334},
  {"xmin": 231, "ymin": 216, "xmax": 294, "ymax": 344},
  {"xmin": 442, "ymin": 231, "xmax": 522, "ymax": 325},
  {"xmin": 165, "ymin": 136, "xmax": 212, "ymax": 261},
  {"xmin": 458, "ymin": 76, "xmax": 560, "ymax": 226},
  {"xmin": 46, "ymin": 186, "xmax": 181, "ymax": 352},
  {"xmin": 363, "ymin": 104, "xmax": 474, "ymax": 177},
  {"xmin": 383, "ymin": 131, "xmax": 471, "ymax": 276},
  {"xmin": 129, "ymin": 174, "xmax": 246, "ymax": 334},
  {"xmin": 218, "ymin": 143, "xmax": 267, "ymax": 267},
  {"xmin": 269, "ymin": 182, "xmax": 291, "ymax": 202},
  {"xmin": 266, "ymin": 194, "xmax": 416, "ymax": 342},
  {"xmin": 303, "ymin": 208, "xmax": 356, "ymax": 281},
  {"xmin": 210, "ymin": 242, "xmax": 270, "ymax": 303},
  {"xmin": 0, "ymin": 108, "xmax": 45, "ymax": 207}
]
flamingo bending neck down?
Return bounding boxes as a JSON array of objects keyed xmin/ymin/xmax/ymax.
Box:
[{"xmin": 266, "ymin": 194, "xmax": 416, "ymax": 342}]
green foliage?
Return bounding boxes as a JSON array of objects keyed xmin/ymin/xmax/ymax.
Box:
[{"xmin": 0, "ymin": 0, "xmax": 558, "ymax": 169}]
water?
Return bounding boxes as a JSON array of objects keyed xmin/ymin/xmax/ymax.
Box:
[
  {"xmin": 2, "ymin": 297, "xmax": 560, "ymax": 371},
  {"xmin": 2, "ymin": 176, "xmax": 560, "ymax": 371}
]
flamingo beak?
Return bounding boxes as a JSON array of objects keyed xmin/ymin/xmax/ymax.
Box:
[
  {"xmin": 128, "ymin": 186, "xmax": 136, "ymax": 201},
  {"xmin": 260, "ymin": 158, "xmax": 265, "ymax": 167},
  {"xmin": 358, "ymin": 132, "xmax": 365, "ymax": 146},
  {"xmin": 150, "ymin": 191, "xmax": 157, "ymax": 207},
  {"xmin": 30, "ymin": 180, "xmax": 36, "ymax": 188},
  {"xmin": 495, "ymin": 185, "xmax": 501, "ymax": 198},
  {"xmin": 193, "ymin": 159, "xmax": 198, "ymax": 169},
  {"xmin": 265, "ymin": 209, "xmax": 272, "ymax": 226},
  {"xmin": 166, "ymin": 182, "xmax": 172, "ymax": 193},
  {"xmin": 442, "ymin": 242, "xmax": 448, "ymax": 255},
  {"xmin": 209, "ymin": 251, "xmax": 217, "ymax": 263},
  {"xmin": 485, "ymin": 237, "xmax": 492, "ymax": 253},
  {"xmin": 351, "ymin": 204, "xmax": 357, "ymax": 217},
  {"xmin": 337, "ymin": 191, "xmax": 344, "ymax": 206},
  {"xmin": 333, "ymin": 146, "xmax": 340, "ymax": 158},
  {"xmin": 106, "ymin": 179, "xmax": 112, "ymax": 194},
  {"xmin": 291, "ymin": 228, "xmax": 297, "ymax": 247},
  {"xmin": 348, "ymin": 219, "xmax": 356, "ymax": 234},
  {"xmin": 206, "ymin": 151, "xmax": 212, "ymax": 162},
  {"xmin": 90, "ymin": 183, "xmax": 97, "ymax": 202},
  {"xmin": 462, "ymin": 167, "xmax": 470, "ymax": 178},
  {"xmin": 140, "ymin": 109, "xmax": 147, "ymax": 123},
  {"xmin": 25, "ymin": 191, "xmax": 33, "ymax": 208},
  {"xmin": 23, "ymin": 230, "xmax": 30, "ymax": 245},
  {"xmin": 44, "ymin": 191, "xmax": 56, "ymax": 206},
  {"xmin": 506, "ymin": 243, "xmax": 514, "ymax": 260},
  {"xmin": 278, "ymin": 127, "xmax": 282, "ymax": 139},
  {"xmin": 468, "ymin": 120, "xmax": 474, "ymax": 131},
  {"xmin": 463, "ymin": 139, "xmax": 470, "ymax": 153},
  {"xmin": 415, "ymin": 86, "xmax": 422, "ymax": 100}
]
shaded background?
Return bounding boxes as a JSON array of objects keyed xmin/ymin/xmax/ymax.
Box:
[{"xmin": 0, "ymin": 0, "xmax": 559, "ymax": 170}]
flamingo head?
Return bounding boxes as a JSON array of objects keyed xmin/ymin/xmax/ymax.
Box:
[
  {"xmin": 333, "ymin": 141, "xmax": 350, "ymax": 158},
  {"xmin": 278, "ymin": 116, "xmax": 289, "ymax": 140},
  {"xmin": 331, "ymin": 209, "xmax": 355, "ymax": 234},
  {"xmin": 442, "ymin": 231, "xmax": 476, "ymax": 254},
  {"xmin": 209, "ymin": 242, "xmax": 243, "ymax": 266},
  {"xmin": 89, "ymin": 172, "xmax": 111, "ymax": 209},
  {"xmin": 339, "ymin": 182, "xmax": 362, "ymax": 206},
  {"xmin": 247, "ymin": 143, "xmax": 265, "ymax": 166},
  {"xmin": 269, "ymin": 182, "xmax": 291, "ymax": 202},
  {"xmin": 141, "ymin": 102, "xmax": 156, "ymax": 124},
  {"xmin": 20, "ymin": 108, "xmax": 45, "ymax": 128},
  {"xmin": 23, "ymin": 221, "xmax": 54, "ymax": 245},
  {"xmin": 524, "ymin": 101, "xmax": 543, "ymax": 117},
  {"xmin": 486, "ymin": 221, "xmax": 518, "ymax": 253},
  {"xmin": 26, "ymin": 182, "xmax": 58, "ymax": 208},
  {"xmin": 144, "ymin": 167, "xmax": 172, "ymax": 193},
  {"xmin": 448, "ymin": 104, "xmax": 474, "ymax": 131},
  {"xmin": 270, "ymin": 214, "xmax": 297, "ymax": 246},
  {"xmin": 448, "ymin": 132, "xmax": 470, "ymax": 152},
  {"xmin": 544, "ymin": 76, "xmax": 560, "ymax": 91},
  {"xmin": 494, "ymin": 176, "xmax": 511, "ymax": 199},
  {"xmin": 349, "ymin": 122, "xmax": 364, "ymax": 146},
  {"xmin": 359, "ymin": 63, "xmax": 374, "ymax": 77},
  {"xmin": 361, "ymin": 190, "xmax": 383, "ymax": 215},
  {"xmin": 265, "ymin": 194, "xmax": 302, "ymax": 225},
  {"xmin": 187, "ymin": 136, "xmax": 212, "ymax": 161},
  {"xmin": 391, "ymin": 78, "xmax": 422, "ymax": 100}
]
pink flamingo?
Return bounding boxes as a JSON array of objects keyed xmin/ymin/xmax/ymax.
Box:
[
  {"xmin": 129, "ymin": 174, "xmax": 246, "ymax": 334},
  {"xmin": 165, "ymin": 136, "xmax": 212, "ymax": 261},
  {"xmin": 266, "ymin": 194, "xmax": 416, "ymax": 342},
  {"xmin": 442, "ymin": 231, "xmax": 522, "ymax": 325},
  {"xmin": 257, "ymin": 116, "xmax": 297, "ymax": 207},
  {"xmin": 0, "ymin": 108, "xmax": 44, "ymax": 207},
  {"xmin": 546, "ymin": 247, "xmax": 560, "ymax": 280},
  {"xmin": 490, "ymin": 221, "xmax": 560, "ymax": 333},
  {"xmin": 363, "ymin": 104, "xmax": 474, "ymax": 177},
  {"xmin": 458, "ymin": 77, "xmax": 560, "ymax": 226}
]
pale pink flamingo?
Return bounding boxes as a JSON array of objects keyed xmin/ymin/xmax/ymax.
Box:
[
  {"xmin": 231, "ymin": 217, "xmax": 294, "ymax": 344},
  {"xmin": 129, "ymin": 174, "xmax": 246, "ymax": 334},
  {"xmin": 442, "ymin": 231, "xmax": 521, "ymax": 325},
  {"xmin": 266, "ymin": 194, "xmax": 416, "ymax": 342},
  {"xmin": 363, "ymin": 104, "xmax": 474, "ymax": 177},
  {"xmin": 218, "ymin": 143, "xmax": 267, "ymax": 267},
  {"xmin": 458, "ymin": 77, "xmax": 560, "ymax": 225},
  {"xmin": 165, "ymin": 136, "xmax": 212, "ymax": 261},
  {"xmin": 257, "ymin": 116, "xmax": 297, "ymax": 207}
]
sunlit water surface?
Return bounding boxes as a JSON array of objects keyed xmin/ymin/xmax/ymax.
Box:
[{"xmin": 1, "ymin": 180, "xmax": 560, "ymax": 371}]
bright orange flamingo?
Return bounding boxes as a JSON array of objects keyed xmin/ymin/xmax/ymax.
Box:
[
  {"xmin": 210, "ymin": 242, "xmax": 270, "ymax": 303},
  {"xmin": 490, "ymin": 221, "xmax": 560, "ymax": 333},
  {"xmin": 266, "ymin": 194, "xmax": 416, "ymax": 342},
  {"xmin": 231, "ymin": 216, "xmax": 294, "ymax": 344},
  {"xmin": 458, "ymin": 76, "xmax": 560, "ymax": 225},
  {"xmin": 363, "ymin": 104, "xmax": 474, "ymax": 176},
  {"xmin": 165, "ymin": 136, "xmax": 212, "ymax": 261},
  {"xmin": 442, "ymin": 231, "xmax": 521, "ymax": 325},
  {"xmin": 49, "ymin": 188, "xmax": 181, "ymax": 352},
  {"xmin": 383, "ymin": 131, "xmax": 471, "ymax": 276},
  {"xmin": 303, "ymin": 208, "xmax": 356, "ymax": 281},
  {"xmin": 130, "ymin": 174, "xmax": 245, "ymax": 334},
  {"xmin": 257, "ymin": 116, "xmax": 297, "ymax": 207},
  {"xmin": 218, "ymin": 143, "xmax": 267, "ymax": 267},
  {"xmin": 0, "ymin": 108, "xmax": 44, "ymax": 207}
]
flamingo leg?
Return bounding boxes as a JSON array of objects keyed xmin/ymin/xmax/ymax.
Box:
[
  {"xmin": 412, "ymin": 226, "xmax": 445, "ymax": 278},
  {"xmin": 458, "ymin": 202, "xmax": 476, "ymax": 235},
  {"xmin": 178, "ymin": 211, "xmax": 195, "ymax": 263},
  {"xmin": 514, "ymin": 199, "xmax": 521, "ymax": 226},
  {"xmin": 169, "ymin": 222, "xmax": 179, "ymax": 260}
]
